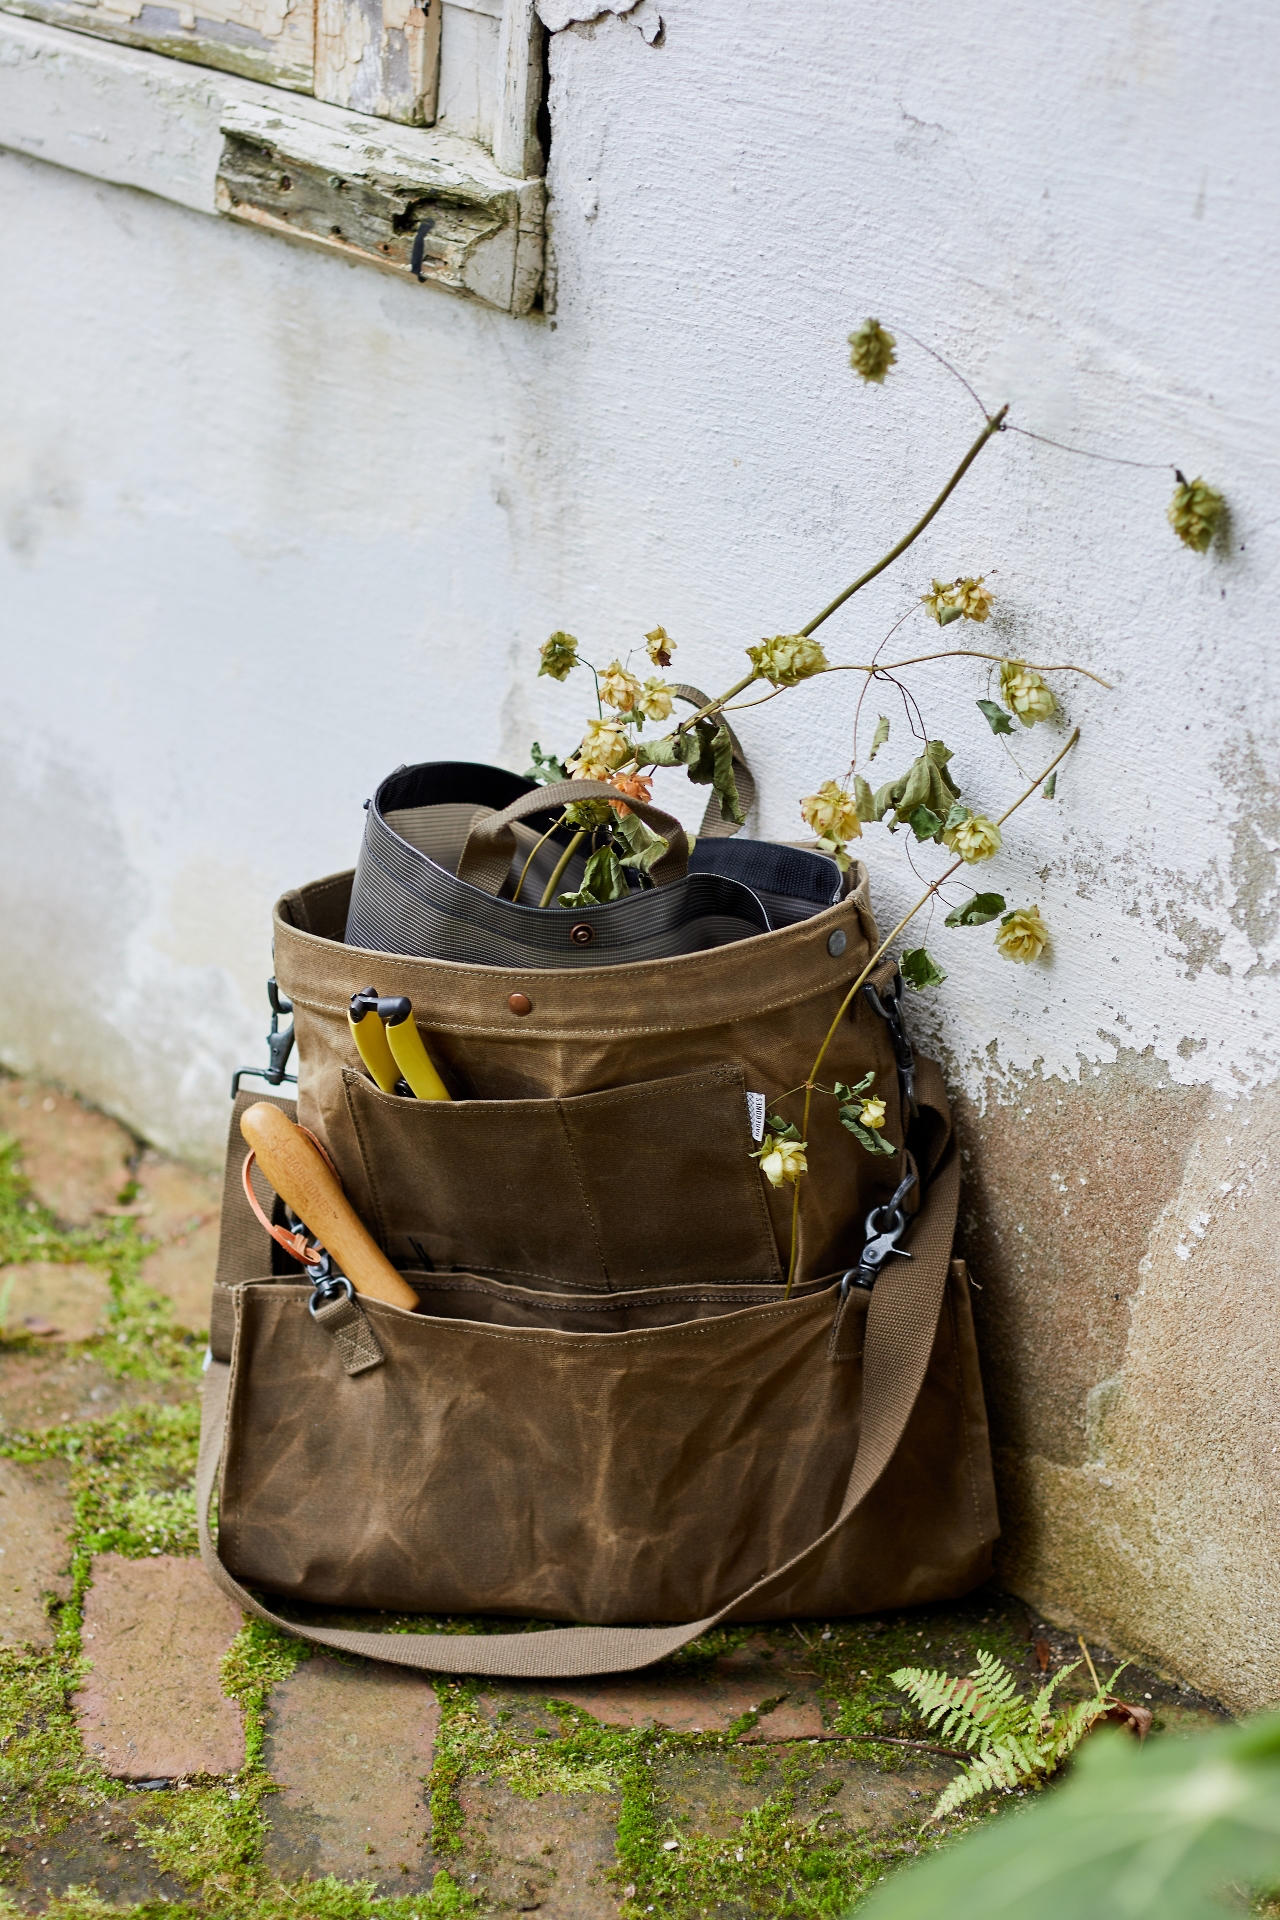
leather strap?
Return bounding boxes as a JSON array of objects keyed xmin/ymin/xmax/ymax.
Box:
[
  {"xmin": 456, "ymin": 780, "xmax": 690, "ymax": 895},
  {"xmin": 197, "ymin": 1059, "xmax": 958, "ymax": 1678}
]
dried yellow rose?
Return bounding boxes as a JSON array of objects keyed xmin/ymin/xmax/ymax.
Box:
[
  {"xmin": 645, "ymin": 626, "xmax": 676, "ymax": 666},
  {"xmin": 1168, "ymin": 475, "xmax": 1225, "ymax": 553},
  {"xmin": 598, "ymin": 660, "xmax": 642, "ymax": 714},
  {"xmin": 945, "ymin": 813, "xmax": 1003, "ymax": 863},
  {"xmin": 800, "ymin": 780, "xmax": 863, "ymax": 846},
  {"xmin": 539, "ymin": 631, "xmax": 579, "ymax": 682},
  {"xmin": 995, "ymin": 905, "xmax": 1049, "ymax": 963},
  {"xmin": 848, "ymin": 318, "xmax": 897, "ymax": 384},
  {"xmin": 638, "ymin": 677, "xmax": 674, "ymax": 723},
  {"xmin": 922, "ymin": 576, "xmax": 995, "ymax": 625},
  {"xmin": 746, "ymin": 633, "xmax": 829, "ymax": 686},
  {"xmin": 999, "ymin": 660, "xmax": 1057, "ymax": 727},
  {"xmin": 859, "ymin": 1098, "xmax": 887, "ymax": 1131},
  {"xmin": 758, "ymin": 1136, "xmax": 808, "ymax": 1187},
  {"xmin": 568, "ymin": 719, "xmax": 629, "ymax": 778}
]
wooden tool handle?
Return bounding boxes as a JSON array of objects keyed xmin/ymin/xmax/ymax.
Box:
[{"xmin": 239, "ymin": 1103, "xmax": 419, "ymax": 1312}]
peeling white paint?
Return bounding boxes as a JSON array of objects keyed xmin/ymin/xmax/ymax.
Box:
[{"xmin": 0, "ymin": 0, "xmax": 1278, "ymax": 1161}]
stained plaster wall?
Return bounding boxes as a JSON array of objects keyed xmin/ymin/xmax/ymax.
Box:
[{"xmin": 1, "ymin": 0, "xmax": 1277, "ymax": 1703}]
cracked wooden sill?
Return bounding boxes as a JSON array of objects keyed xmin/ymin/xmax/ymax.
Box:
[{"xmin": 0, "ymin": 15, "xmax": 544, "ymax": 313}]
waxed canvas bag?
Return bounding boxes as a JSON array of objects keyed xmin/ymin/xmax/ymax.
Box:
[{"xmin": 197, "ymin": 850, "xmax": 998, "ymax": 1678}]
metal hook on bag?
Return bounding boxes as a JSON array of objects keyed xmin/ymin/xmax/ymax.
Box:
[
  {"xmin": 862, "ymin": 970, "xmax": 918, "ymax": 1119},
  {"xmin": 839, "ymin": 1168, "xmax": 919, "ymax": 1296},
  {"xmin": 231, "ymin": 978, "xmax": 298, "ymax": 1097}
]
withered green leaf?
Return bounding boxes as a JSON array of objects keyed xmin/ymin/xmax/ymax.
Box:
[
  {"xmin": 977, "ymin": 698, "xmax": 1015, "ymax": 735},
  {"xmin": 870, "ymin": 715, "xmax": 891, "ymax": 761},
  {"xmin": 945, "ymin": 891, "xmax": 1008, "ymax": 928},
  {"xmin": 901, "ymin": 946, "xmax": 947, "ymax": 990}
]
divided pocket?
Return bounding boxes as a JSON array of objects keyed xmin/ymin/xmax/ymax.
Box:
[{"xmin": 343, "ymin": 1063, "xmax": 782, "ymax": 1290}]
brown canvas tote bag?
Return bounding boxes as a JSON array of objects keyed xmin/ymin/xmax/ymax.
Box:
[{"xmin": 198, "ymin": 820, "xmax": 998, "ymax": 1677}]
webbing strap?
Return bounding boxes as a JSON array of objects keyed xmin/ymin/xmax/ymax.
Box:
[{"xmin": 197, "ymin": 1064, "xmax": 958, "ymax": 1678}]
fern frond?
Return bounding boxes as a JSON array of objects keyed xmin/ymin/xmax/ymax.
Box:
[
  {"xmin": 890, "ymin": 1666, "xmax": 993, "ymax": 1751},
  {"xmin": 971, "ymin": 1648, "xmax": 1022, "ymax": 1711},
  {"xmin": 932, "ymin": 1746, "xmax": 1023, "ymax": 1821},
  {"xmin": 1029, "ymin": 1658, "xmax": 1081, "ymax": 1723}
]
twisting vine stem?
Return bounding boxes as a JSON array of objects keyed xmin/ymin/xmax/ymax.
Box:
[{"xmin": 782, "ymin": 727, "xmax": 1081, "ymax": 1294}]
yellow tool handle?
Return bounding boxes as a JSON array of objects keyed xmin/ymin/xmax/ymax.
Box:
[
  {"xmin": 348, "ymin": 1007, "xmax": 401, "ymax": 1093},
  {"xmin": 385, "ymin": 1012, "xmax": 452, "ymax": 1102},
  {"xmin": 239, "ymin": 1103, "xmax": 419, "ymax": 1311}
]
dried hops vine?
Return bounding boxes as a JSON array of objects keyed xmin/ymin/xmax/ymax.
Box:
[{"xmin": 526, "ymin": 318, "xmax": 1225, "ymax": 1286}]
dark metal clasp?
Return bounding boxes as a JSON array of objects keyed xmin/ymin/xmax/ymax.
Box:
[
  {"xmin": 308, "ymin": 1253, "xmax": 353, "ymax": 1319},
  {"xmin": 231, "ymin": 977, "xmax": 298, "ymax": 1097},
  {"xmin": 839, "ymin": 1169, "xmax": 919, "ymax": 1296},
  {"xmin": 863, "ymin": 970, "xmax": 918, "ymax": 1119}
]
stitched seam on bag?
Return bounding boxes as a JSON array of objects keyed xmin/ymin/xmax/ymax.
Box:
[
  {"xmin": 356, "ymin": 1300, "xmax": 815, "ymax": 1351},
  {"xmin": 343, "ymin": 1076, "xmax": 393, "ymax": 1251},
  {"xmin": 223, "ymin": 1289, "xmax": 247, "ymax": 1573},
  {"xmin": 556, "ymin": 1102, "xmax": 611, "ymax": 1286}
]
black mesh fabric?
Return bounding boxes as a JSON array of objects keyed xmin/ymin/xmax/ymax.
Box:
[
  {"xmin": 687, "ymin": 838, "xmax": 844, "ymax": 927},
  {"xmin": 344, "ymin": 763, "xmax": 772, "ymax": 968}
]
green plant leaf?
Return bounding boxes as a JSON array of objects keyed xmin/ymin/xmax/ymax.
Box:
[
  {"xmin": 708, "ymin": 725, "xmax": 745, "ymax": 824},
  {"xmin": 613, "ymin": 809, "xmax": 669, "ymax": 874},
  {"xmin": 855, "ymin": 1712, "xmax": 1280, "ymax": 1920},
  {"xmin": 936, "ymin": 602, "xmax": 965, "ymax": 626},
  {"xmin": 869, "ymin": 715, "xmax": 891, "ymax": 760},
  {"xmin": 900, "ymin": 947, "xmax": 946, "ymax": 990},
  {"xmin": 634, "ymin": 732, "xmax": 692, "ymax": 769},
  {"xmin": 977, "ymin": 698, "xmax": 1014, "ymax": 735},
  {"xmin": 525, "ymin": 742, "xmax": 568, "ymax": 785},
  {"xmin": 765, "ymin": 1115, "xmax": 801, "ymax": 1142},
  {"xmin": 1043, "ymin": 770, "xmax": 1058, "ymax": 799},
  {"xmin": 945, "ymin": 892, "xmax": 1007, "ymax": 927},
  {"xmin": 839, "ymin": 1112, "xmax": 897, "ymax": 1155},
  {"xmin": 833, "ymin": 1073, "xmax": 876, "ymax": 1102},
  {"xmin": 944, "ymin": 801, "xmax": 971, "ymax": 830},
  {"xmin": 854, "ymin": 774, "xmax": 878, "ymax": 821},
  {"xmin": 558, "ymin": 846, "xmax": 629, "ymax": 908},
  {"xmin": 908, "ymin": 804, "xmax": 943, "ymax": 842}
]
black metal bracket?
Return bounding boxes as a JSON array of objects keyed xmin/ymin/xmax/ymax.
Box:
[{"xmin": 231, "ymin": 976, "xmax": 298, "ymax": 1098}]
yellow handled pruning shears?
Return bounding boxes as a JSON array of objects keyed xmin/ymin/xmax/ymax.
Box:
[{"xmin": 348, "ymin": 989, "xmax": 452, "ymax": 1102}]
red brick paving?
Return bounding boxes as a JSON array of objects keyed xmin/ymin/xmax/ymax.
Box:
[{"xmin": 74, "ymin": 1555, "xmax": 245, "ymax": 1778}]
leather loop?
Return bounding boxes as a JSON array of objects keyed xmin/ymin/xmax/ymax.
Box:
[{"xmin": 456, "ymin": 780, "xmax": 690, "ymax": 896}]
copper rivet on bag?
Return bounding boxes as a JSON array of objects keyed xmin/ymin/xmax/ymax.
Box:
[
  {"xmin": 827, "ymin": 929, "xmax": 847, "ymax": 957},
  {"xmin": 508, "ymin": 993, "xmax": 533, "ymax": 1015},
  {"xmin": 570, "ymin": 923, "xmax": 594, "ymax": 946}
]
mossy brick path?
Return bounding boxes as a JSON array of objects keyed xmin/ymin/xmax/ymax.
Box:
[{"xmin": 0, "ymin": 1073, "xmax": 1228, "ymax": 1918}]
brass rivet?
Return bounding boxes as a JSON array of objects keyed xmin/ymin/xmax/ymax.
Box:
[
  {"xmin": 508, "ymin": 992, "xmax": 533, "ymax": 1016},
  {"xmin": 827, "ymin": 929, "xmax": 847, "ymax": 957},
  {"xmin": 570, "ymin": 923, "xmax": 594, "ymax": 946}
]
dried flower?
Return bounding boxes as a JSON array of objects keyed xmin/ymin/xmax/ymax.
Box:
[
  {"xmin": 539, "ymin": 631, "xmax": 579, "ymax": 682},
  {"xmin": 800, "ymin": 780, "xmax": 863, "ymax": 846},
  {"xmin": 568, "ymin": 718, "xmax": 629, "ymax": 779},
  {"xmin": 757, "ymin": 1135, "xmax": 808, "ymax": 1187},
  {"xmin": 599, "ymin": 660, "xmax": 642, "ymax": 714},
  {"xmin": 995, "ymin": 904, "xmax": 1049, "ymax": 964},
  {"xmin": 608, "ymin": 771, "xmax": 653, "ymax": 810},
  {"xmin": 645, "ymin": 626, "xmax": 676, "ymax": 667},
  {"xmin": 922, "ymin": 576, "xmax": 994, "ymax": 626},
  {"xmin": 945, "ymin": 812, "xmax": 1003, "ymax": 863},
  {"xmin": 848, "ymin": 318, "xmax": 897, "ymax": 384},
  {"xmin": 999, "ymin": 660, "xmax": 1057, "ymax": 727},
  {"xmin": 563, "ymin": 797, "xmax": 615, "ymax": 829},
  {"xmin": 746, "ymin": 633, "xmax": 829, "ymax": 686},
  {"xmin": 638, "ymin": 677, "xmax": 674, "ymax": 723},
  {"xmin": 1168, "ymin": 474, "xmax": 1225, "ymax": 553},
  {"xmin": 859, "ymin": 1098, "xmax": 887, "ymax": 1131}
]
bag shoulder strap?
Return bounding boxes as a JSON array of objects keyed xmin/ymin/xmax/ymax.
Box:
[{"xmin": 197, "ymin": 1062, "xmax": 958, "ymax": 1679}]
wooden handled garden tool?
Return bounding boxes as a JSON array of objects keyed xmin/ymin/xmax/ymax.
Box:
[{"xmin": 239, "ymin": 1102, "xmax": 420, "ymax": 1310}]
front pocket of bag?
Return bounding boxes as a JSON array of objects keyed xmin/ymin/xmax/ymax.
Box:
[{"xmin": 343, "ymin": 1063, "xmax": 782, "ymax": 1288}]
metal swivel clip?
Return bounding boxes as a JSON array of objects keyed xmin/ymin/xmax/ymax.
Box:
[{"xmin": 839, "ymin": 1168, "xmax": 919, "ymax": 1297}]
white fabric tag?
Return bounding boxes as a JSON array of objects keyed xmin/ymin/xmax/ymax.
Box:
[{"xmin": 745, "ymin": 1091, "xmax": 767, "ymax": 1142}]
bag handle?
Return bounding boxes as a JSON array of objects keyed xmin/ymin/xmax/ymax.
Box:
[
  {"xmin": 456, "ymin": 779, "xmax": 690, "ymax": 897},
  {"xmin": 197, "ymin": 1058, "xmax": 958, "ymax": 1679}
]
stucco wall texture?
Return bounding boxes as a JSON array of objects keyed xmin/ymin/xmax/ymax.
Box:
[{"xmin": 1, "ymin": 2, "xmax": 1277, "ymax": 1704}]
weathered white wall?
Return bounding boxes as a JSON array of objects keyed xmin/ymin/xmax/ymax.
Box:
[{"xmin": 1, "ymin": 0, "xmax": 1278, "ymax": 1701}]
